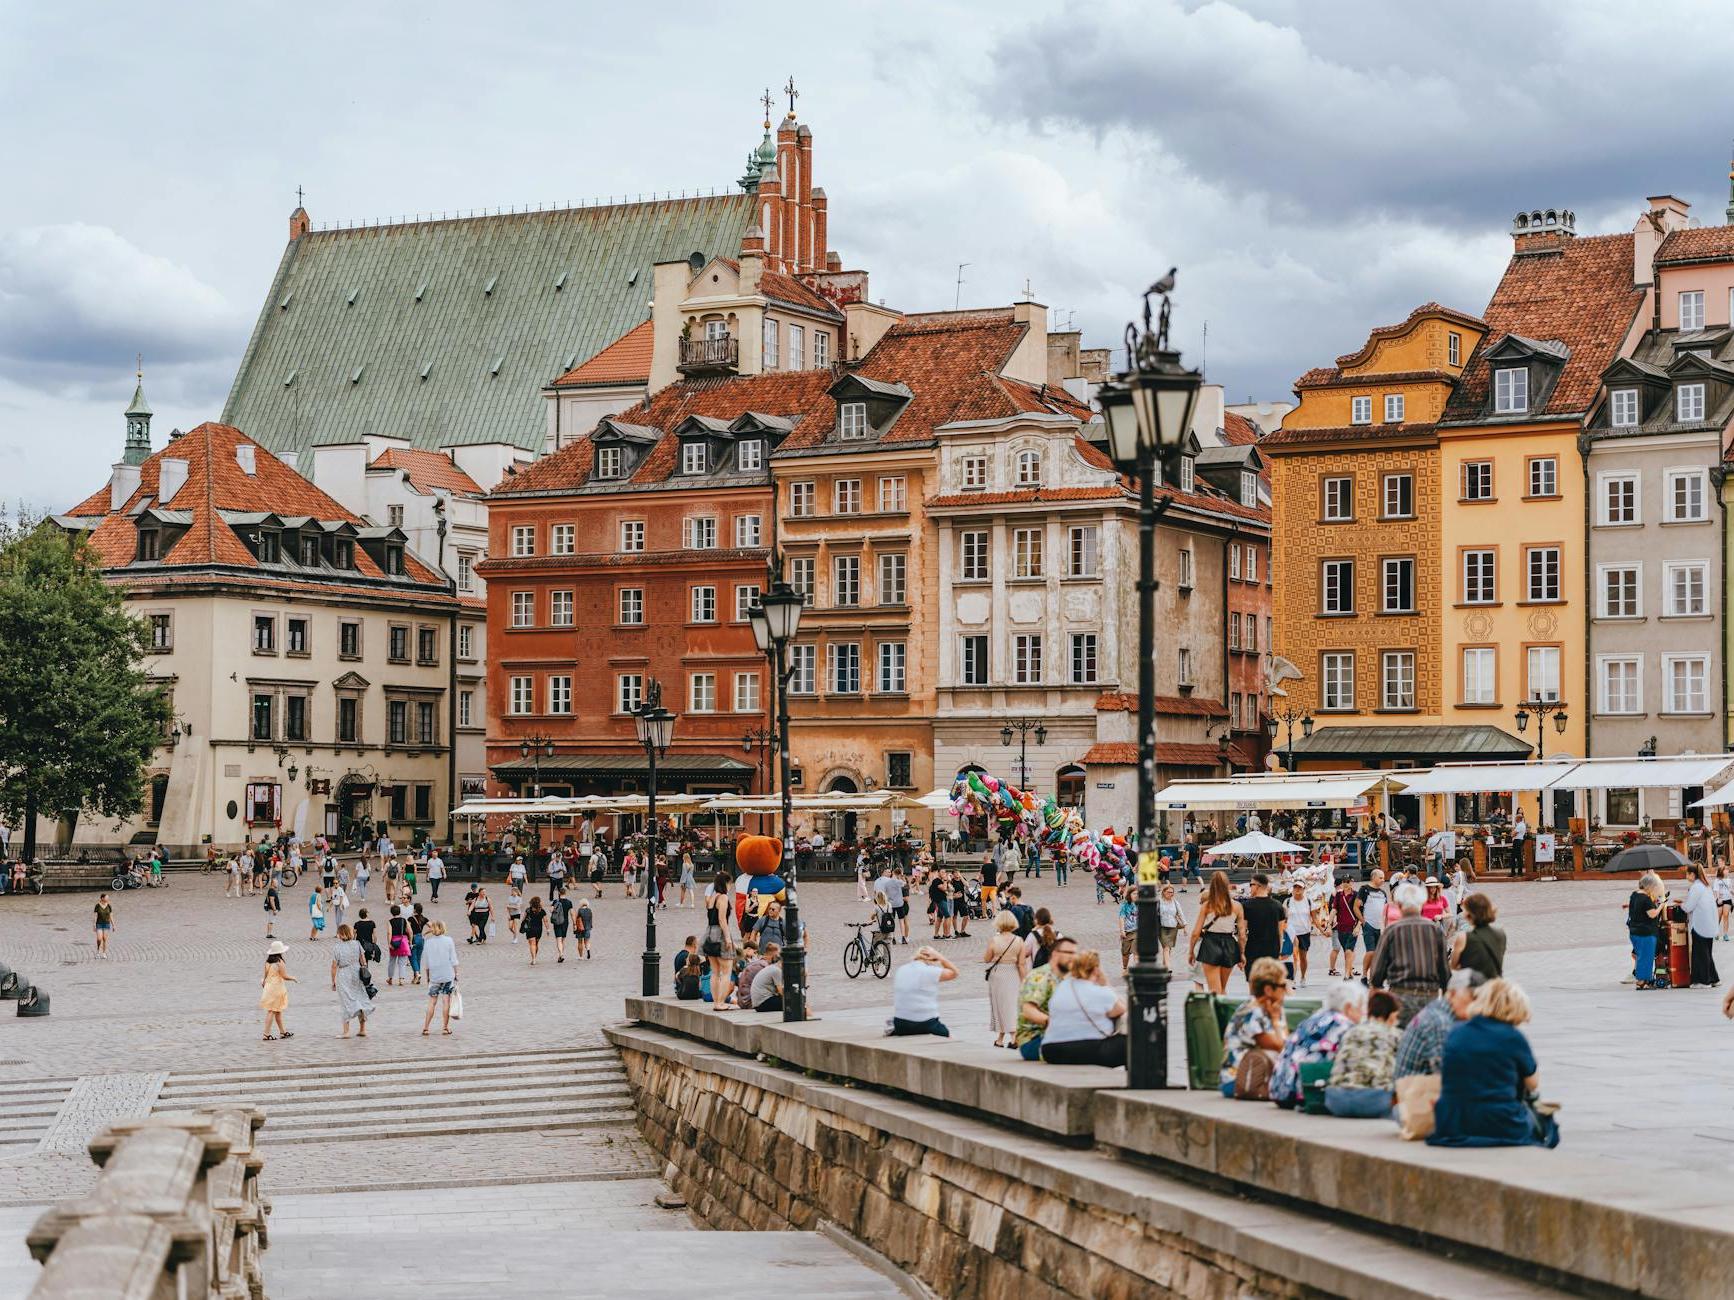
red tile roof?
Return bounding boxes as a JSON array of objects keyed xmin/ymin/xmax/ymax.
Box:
[
  {"xmin": 1094, "ymin": 693, "xmax": 1229, "ymax": 718},
  {"xmin": 1655, "ymin": 225, "xmax": 1734, "ymax": 266},
  {"xmin": 370, "ymin": 447, "xmax": 484, "ymax": 496},
  {"xmin": 1444, "ymin": 233, "xmax": 1644, "ymax": 421},
  {"xmin": 1156, "ymin": 742, "xmax": 1233, "ymax": 767},
  {"xmin": 549, "ymin": 320, "xmax": 654, "ymax": 388},
  {"xmin": 1081, "ymin": 742, "xmax": 1139, "ymax": 765},
  {"xmin": 1264, "ymin": 422, "xmax": 1438, "ymax": 449},
  {"xmin": 1295, "ymin": 368, "xmax": 1457, "ymax": 391},
  {"xmin": 1221, "ymin": 412, "xmax": 1261, "ymax": 446},
  {"xmin": 759, "ymin": 270, "xmax": 845, "ymax": 319}
]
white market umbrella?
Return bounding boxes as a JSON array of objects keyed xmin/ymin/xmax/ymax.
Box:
[{"xmin": 1204, "ymin": 831, "xmax": 1308, "ymax": 858}]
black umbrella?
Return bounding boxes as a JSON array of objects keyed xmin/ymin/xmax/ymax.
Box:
[{"xmin": 1602, "ymin": 844, "xmax": 1688, "ymax": 874}]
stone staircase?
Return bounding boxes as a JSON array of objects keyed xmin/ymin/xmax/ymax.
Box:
[
  {"xmin": 151, "ymin": 1045, "xmax": 635, "ymax": 1145},
  {"xmin": 0, "ymin": 1078, "xmax": 75, "ymax": 1157}
]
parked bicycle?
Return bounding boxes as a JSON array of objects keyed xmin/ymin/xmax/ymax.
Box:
[
  {"xmin": 253, "ymin": 864, "xmax": 297, "ymax": 890},
  {"xmin": 842, "ymin": 920, "xmax": 892, "ymax": 979},
  {"xmin": 111, "ymin": 862, "xmax": 166, "ymax": 891}
]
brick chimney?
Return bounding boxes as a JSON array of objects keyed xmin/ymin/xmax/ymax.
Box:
[
  {"xmin": 756, "ymin": 160, "xmax": 782, "ymax": 270},
  {"xmin": 795, "ymin": 125, "xmax": 815, "ymax": 271},
  {"xmin": 289, "ymin": 205, "xmax": 311, "ymax": 241},
  {"xmin": 777, "ymin": 117, "xmax": 799, "ymax": 273},
  {"xmin": 1511, "ymin": 207, "xmax": 1577, "ymax": 255},
  {"xmin": 812, "ymin": 187, "xmax": 829, "ymax": 275},
  {"xmin": 739, "ymin": 227, "xmax": 766, "ymax": 298},
  {"xmin": 1632, "ymin": 194, "xmax": 1692, "ymax": 287}
]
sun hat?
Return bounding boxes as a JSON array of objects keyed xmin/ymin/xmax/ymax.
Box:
[{"xmin": 267, "ymin": 940, "xmax": 288, "ymax": 956}]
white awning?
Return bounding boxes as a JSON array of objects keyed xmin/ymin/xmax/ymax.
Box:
[
  {"xmin": 1396, "ymin": 762, "xmax": 1580, "ymax": 795},
  {"xmin": 701, "ymin": 791, "xmax": 921, "ymax": 813},
  {"xmin": 1548, "ymin": 757, "xmax": 1734, "ymax": 791},
  {"xmin": 1155, "ymin": 773, "xmax": 1404, "ymax": 811}
]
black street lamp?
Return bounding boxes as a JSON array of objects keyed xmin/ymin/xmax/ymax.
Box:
[
  {"xmin": 1513, "ymin": 697, "xmax": 1569, "ymax": 762},
  {"xmin": 999, "ymin": 718, "xmax": 1048, "ymax": 789},
  {"xmin": 1098, "ymin": 269, "xmax": 1203, "ymax": 1091},
  {"xmin": 750, "ymin": 579, "xmax": 807, "ymax": 1021},
  {"xmin": 1264, "ymin": 705, "xmax": 1314, "ymax": 773},
  {"xmin": 518, "ymin": 733, "xmax": 557, "ymax": 863},
  {"xmin": 632, "ymin": 683, "xmax": 675, "ymax": 997},
  {"xmin": 741, "ymin": 726, "xmax": 778, "ymax": 792}
]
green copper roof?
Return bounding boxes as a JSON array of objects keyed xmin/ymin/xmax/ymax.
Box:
[
  {"xmin": 223, "ymin": 195, "xmax": 755, "ymax": 458},
  {"xmin": 125, "ymin": 378, "xmax": 152, "ymax": 417}
]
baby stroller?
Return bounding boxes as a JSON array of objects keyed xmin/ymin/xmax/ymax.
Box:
[{"xmin": 960, "ymin": 878, "xmax": 986, "ymax": 920}]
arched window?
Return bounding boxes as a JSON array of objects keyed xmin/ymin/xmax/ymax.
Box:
[
  {"xmin": 148, "ymin": 774, "xmax": 170, "ymax": 825},
  {"xmin": 1015, "ymin": 449, "xmax": 1043, "ymax": 487},
  {"xmin": 1055, "ymin": 764, "xmax": 1085, "ymax": 809}
]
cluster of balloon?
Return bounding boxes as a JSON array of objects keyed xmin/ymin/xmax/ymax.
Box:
[
  {"xmin": 949, "ymin": 771, "xmax": 1041, "ymax": 833},
  {"xmin": 946, "ymin": 772, "xmax": 1134, "ymax": 891}
]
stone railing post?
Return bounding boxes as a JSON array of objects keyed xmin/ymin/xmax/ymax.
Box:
[{"xmin": 26, "ymin": 1107, "xmax": 268, "ymax": 1300}]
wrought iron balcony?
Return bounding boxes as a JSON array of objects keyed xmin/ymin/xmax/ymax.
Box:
[{"xmin": 678, "ymin": 334, "xmax": 739, "ymax": 375}]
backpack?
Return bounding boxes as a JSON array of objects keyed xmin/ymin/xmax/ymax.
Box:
[{"xmin": 1011, "ymin": 904, "xmax": 1035, "ymax": 937}]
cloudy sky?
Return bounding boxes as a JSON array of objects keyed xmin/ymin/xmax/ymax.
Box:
[{"xmin": 5, "ymin": 0, "xmax": 1734, "ymax": 508}]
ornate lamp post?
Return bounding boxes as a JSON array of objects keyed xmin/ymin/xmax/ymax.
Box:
[
  {"xmin": 1264, "ymin": 705, "xmax": 1314, "ymax": 773},
  {"xmin": 750, "ymin": 580, "xmax": 807, "ymax": 1021},
  {"xmin": 633, "ymin": 683, "xmax": 675, "ymax": 996},
  {"xmin": 518, "ymin": 734, "xmax": 556, "ymax": 863},
  {"xmin": 1513, "ymin": 697, "xmax": 1569, "ymax": 762},
  {"xmin": 999, "ymin": 719, "xmax": 1047, "ymax": 789},
  {"xmin": 1097, "ymin": 270, "xmax": 1203, "ymax": 1091}
]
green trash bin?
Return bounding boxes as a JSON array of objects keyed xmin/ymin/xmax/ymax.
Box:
[{"xmin": 1184, "ymin": 991, "xmax": 1323, "ymax": 1090}]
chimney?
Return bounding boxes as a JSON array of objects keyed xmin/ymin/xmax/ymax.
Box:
[
  {"xmin": 1632, "ymin": 194, "xmax": 1692, "ymax": 287},
  {"xmin": 109, "ymin": 462, "xmax": 141, "ymax": 512},
  {"xmin": 159, "ymin": 457, "xmax": 189, "ymax": 503},
  {"xmin": 756, "ymin": 162, "xmax": 782, "ymax": 268},
  {"xmin": 647, "ymin": 260, "xmax": 693, "ymax": 393},
  {"xmin": 1511, "ymin": 207, "xmax": 1577, "ymax": 255},
  {"xmin": 289, "ymin": 205, "xmax": 311, "ymax": 241},
  {"xmin": 795, "ymin": 124, "xmax": 815, "ymax": 271},
  {"xmin": 279, "ymin": 450, "xmax": 300, "ymax": 476},
  {"xmin": 235, "ymin": 442, "xmax": 256, "ymax": 476},
  {"xmin": 1004, "ymin": 299, "xmax": 1050, "ymax": 385},
  {"xmin": 739, "ymin": 227, "xmax": 766, "ymax": 298},
  {"xmin": 812, "ymin": 188, "xmax": 829, "ymax": 277},
  {"xmin": 777, "ymin": 117, "xmax": 799, "ymax": 272}
]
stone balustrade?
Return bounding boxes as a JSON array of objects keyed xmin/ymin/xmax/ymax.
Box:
[{"xmin": 26, "ymin": 1107, "xmax": 268, "ymax": 1300}]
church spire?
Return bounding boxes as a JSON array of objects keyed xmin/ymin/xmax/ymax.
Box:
[
  {"xmin": 1725, "ymin": 141, "xmax": 1734, "ymax": 224},
  {"xmin": 123, "ymin": 356, "xmax": 152, "ymax": 466},
  {"xmin": 738, "ymin": 88, "xmax": 778, "ymax": 194}
]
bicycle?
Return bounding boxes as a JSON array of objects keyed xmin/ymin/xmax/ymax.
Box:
[{"xmin": 842, "ymin": 921, "xmax": 892, "ymax": 979}]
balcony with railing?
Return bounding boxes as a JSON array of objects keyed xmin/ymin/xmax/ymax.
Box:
[{"xmin": 678, "ymin": 333, "xmax": 739, "ymax": 375}]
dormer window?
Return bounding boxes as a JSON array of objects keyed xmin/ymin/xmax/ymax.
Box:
[
  {"xmin": 384, "ymin": 544, "xmax": 404, "ymax": 576},
  {"xmin": 681, "ymin": 443, "xmax": 708, "ymax": 475},
  {"xmin": 1680, "ymin": 290, "xmax": 1705, "ymax": 332},
  {"xmin": 1677, "ymin": 382, "xmax": 1706, "ymax": 423},
  {"xmin": 738, "ymin": 439, "xmax": 763, "ymax": 471},
  {"xmin": 333, "ymin": 540, "xmax": 354, "ymax": 569},
  {"xmin": 1350, "ymin": 396, "xmax": 1372, "ymax": 425},
  {"xmin": 257, "ymin": 530, "xmax": 280, "ymax": 563},
  {"xmin": 839, "ymin": 402, "xmax": 868, "ymax": 439},
  {"xmin": 137, "ymin": 529, "xmax": 159, "ymax": 561},
  {"xmin": 596, "ymin": 446, "xmax": 623, "ymax": 479},
  {"xmin": 1610, "ymin": 388, "xmax": 1640, "ymax": 428},
  {"xmin": 1494, "ymin": 367, "xmax": 1528, "ymax": 414},
  {"xmin": 1015, "ymin": 450, "xmax": 1042, "ymax": 486},
  {"xmin": 1240, "ymin": 471, "xmax": 1259, "ymax": 507},
  {"xmin": 960, "ymin": 455, "xmax": 987, "ymax": 490},
  {"xmin": 1179, "ymin": 456, "xmax": 1196, "ymax": 493},
  {"xmin": 1448, "ymin": 332, "xmax": 1462, "ymax": 366}
]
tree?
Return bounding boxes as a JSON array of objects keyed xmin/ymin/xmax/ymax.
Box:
[{"xmin": 0, "ymin": 515, "xmax": 170, "ymax": 862}]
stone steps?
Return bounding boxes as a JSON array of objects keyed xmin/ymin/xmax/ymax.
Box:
[
  {"xmin": 159, "ymin": 1061, "xmax": 623, "ymax": 1104},
  {"xmin": 164, "ymin": 1045, "xmax": 612, "ymax": 1086},
  {"xmin": 258, "ymin": 1105, "xmax": 638, "ymax": 1146},
  {"xmin": 0, "ymin": 1079, "xmax": 75, "ymax": 1154}
]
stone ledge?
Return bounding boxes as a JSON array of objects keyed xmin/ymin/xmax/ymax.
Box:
[{"xmin": 622, "ymin": 995, "xmax": 1117, "ymax": 1138}]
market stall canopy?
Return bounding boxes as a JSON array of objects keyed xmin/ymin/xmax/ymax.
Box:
[
  {"xmin": 1205, "ymin": 831, "xmax": 1309, "ymax": 857},
  {"xmin": 1396, "ymin": 761, "xmax": 1581, "ymax": 795},
  {"xmin": 1551, "ymin": 756, "xmax": 1734, "ymax": 791},
  {"xmin": 701, "ymin": 791, "xmax": 923, "ymax": 813},
  {"xmin": 450, "ymin": 796, "xmax": 581, "ymax": 816},
  {"xmin": 1155, "ymin": 772, "xmax": 1406, "ymax": 811},
  {"xmin": 1285, "ymin": 724, "xmax": 1529, "ymax": 765},
  {"xmin": 914, "ymin": 788, "xmax": 956, "ymax": 811}
]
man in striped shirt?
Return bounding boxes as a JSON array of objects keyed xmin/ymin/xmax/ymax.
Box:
[{"xmin": 1368, "ymin": 883, "xmax": 1449, "ymax": 1026}]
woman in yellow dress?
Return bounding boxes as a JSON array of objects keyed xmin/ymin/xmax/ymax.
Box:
[{"xmin": 260, "ymin": 940, "xmax": 297, "ymax": 1040}]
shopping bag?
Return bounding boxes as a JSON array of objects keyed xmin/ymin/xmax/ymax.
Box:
[
  {"xmin": 487, "ymin": 920, "xmax": 497, "ymax": 939},
  {"xmin": 449, "ymin": 988, "xmax": 464, "ymax": 1020},
  {"xmin": 1395, "ymin": 1073, "xmax": 1441, "ymax": 1140}
]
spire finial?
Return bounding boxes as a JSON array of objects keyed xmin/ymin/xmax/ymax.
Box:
[
  {"xmin": 296, "ymin": 183, "xmax": 305, "ymax": 208},
  {"xmin": 783, "ymin": 75, "xmax": 799, "ymax": 118},
  {"xmin": 1726, "ymin": 141, "xmax": 1734, "ymax": 224},
  {"xmin": 760, "ymin": 87, "xmax": 774, "ymax": 130},
  {"xmin": 136, "ymin": 352, "xmax": 143, "ymax": 383}
]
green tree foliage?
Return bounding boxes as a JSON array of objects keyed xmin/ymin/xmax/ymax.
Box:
[{"xmin": 0, "ymin": 511, "xmax": 170, "ymax": 860}]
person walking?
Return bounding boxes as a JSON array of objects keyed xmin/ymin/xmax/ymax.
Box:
[
  {"xmin": 409, "ymin": 903, "xmax": 428, "ymax": 984},
  {"xmin": 330, "ymin": 924, "xmax": 375, "ymax": 1038},
  {"xmin": 1157, "ymin": 883, "xmax": 1186, "ymax": 971},
  {"xmin": 1684, "ymin": 863, "xmax": 1721, "ymax": 988},
  {"xmin": 622, "ymin": 848, "xmax": 638, "ymax": 899},
  {"xmin": 546, "ymin": 852, "xmax": 567, "ymax": 902},
  {"xmin": 506, "ymin": 884, "xmax": 525, "ymax": 943},
  {"xmin": 1450, "ymin": 892, "xmax": 1507, "ymax": 980},
  {"xmin": 426, "ymin": 847, "xmax": 444, "ymax": 902},
  {"xmin": 1368, "ymin": 883, "xmax": 1450, "ymax": 1025},
  {"xmin": 522, "ymin": 895, "xmax": 547, "ymax": 964},
  {"xmin": 1356, "ymin": 869, "xmax": 1390, "ymax": 979},
  {"xmin": 1117, "ymin": 884, "xmax": 1139, "ymax": 974},
  {"xmin": 93, "ymin": 893, "xmax": 115, "ymax": 959},
  {"xmin": 226, "ymin": 855, "xmax": 243, "ymax": 898},
  {"xmin": 263, "ymin": 879, "xmax": 281, "ymax": 938},
  {"xmin": 354, "ymin": 907, "xmax": 379, "ymax": 966},
  {"xmin": 551, "ymin": 891, "xmax": 574, "ymax": 962},
  {"xmin": 983, "ymin": 912, "xmax": 1028, "ymax": 1048},
  {"xmin": 420, "ymin": 920, "xmax": 459, "ymax": 1036},
  {"xmin": 676, "ymin": 850, "xmax": 696, "ymax": 909},
  {"xmin": 468, "ymin": 886, "xmax": 493, "ymax": 944},
  {"xmin": 259, "ymin": 941, "xmax": 297, "ymax": 1040},
  {"xmin": 1285, "ymin": 881, "xmax": 1314, "ymax": 985},
  {"xmin": 402, "ymin": 856, "xmax": 418, "ymax": 901},
  {"xmin": 1241, "ymin": 872, "xmax": 1287, "ymax": 969},
  {"xmin": 702, "ymin": 870, "xmax": 738, "ymax": 1005},
  {"xmin": 1328, "ymin": 876, "xmax": 1360, "ymax": 979},
  {"xmin": 354, "ymin": 855, "xmax": 371, "ymax": 901},
  {"xmin": 1187, "ymin": 871, "xmax": 1244, "ymax": 995},
  {"xmin": 386, "ymin": 905, "xmax": 411, "ymax": 985},
  {"xmin": 330, "ymin": 882, "xmax": 350, "ymax": 932},
  {"xmin": 575, "ymin": 895, "xmax": 594, "ymax": 959},
  {"xmin": 308, "ymin": 889, "xmax": 325, "ymax": 941},
  {"xmin": 508, "ymin": 854, "xmax": 529, "ymax": 899}
]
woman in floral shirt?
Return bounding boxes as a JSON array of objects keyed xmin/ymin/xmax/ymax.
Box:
[
  {"xmin": 1269, "ymin": 981, "xmax": 1364, "ymax": 1108},
  {"xmin": 1219, "ymin": 958, "xmax": 1290, "ymax": 1096},
  {"xmin": 1325, "ymin": 989, "xmax": 1403, "ymax": 1117}
]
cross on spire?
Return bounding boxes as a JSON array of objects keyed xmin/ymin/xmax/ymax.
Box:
[
  {"xmin": 295, "ymin": 184, "xmax": 305, "ymax": 207},
  {"xmin": 760, "ymin": 87, "xmax": 774, "ymax": 128},
  {"xmin": 136, "ymin": 352, "xmax": 143, "ymax": 382},
  {"xmin": 783, "ymin": 76, "xmax": 799, "ymax": 117}
]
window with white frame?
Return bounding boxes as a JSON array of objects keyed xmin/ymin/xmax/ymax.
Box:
[
  {"xmin": 1667, "ymin": 469, "xmax": 1708, "ymax": 521},
  {"xmin": 1665, "ymin": 562, "xmax": 1708, "ymax": 616},
  {"xmin": 550, "ymin": 590, "xmax": 574, "ymax": 626},
  {"xmin": 789, "ymin": 557, "xmax": 814, "ymax": 604},
  {"xmin": 737, "ymin": 439, "xmax": 763, "ymax": 471},
  {"xmin": 833, "ymin": 479, "xmax": 862, "ymax": 514},
  {"xmin": 1178, "ymin": 646, "xmax": 1194, "ymax": 685},
  {"xmin": 762, "ymin": 317, "xmax": 779, "ymax": 368},
  {"xmin": 878, "ymin": 553, "xmax": 906, "ymax": 605},
  {"xmin": 1526, "ymin": 546, "xmax": 1560, "ymax": 602},
  {"xmin": 1229, "ymin": 544, "xmax": 1241, "ymax": 581},
  {"xmin": 838, "ymin": 401, "xmax": 868, "ymax": 439},
  {"xmin": 1016, "ymin": 450, "xmax": 1042, "ymax": 486},
  {"xmin": 704, "ymin": 319, "xmax": 727, "ymax": 341},
  {"xmin": 596, "ymin": 447, "xmax": 623, "ymax": 480},
  {"xmin": 1070, "ymin": 633, "xmax": 1098, "ymax": 685},
  {"xmin": 813, "ymin": 331, "xmax": 830, "ymax": 368},
  {"xmin": 789, "ymin": 482, "xmax": 816, "ymax": 517},
  {"xmin": 1241, "ymin": 470, "xmax": 1259, "ymax": 506},
  {"xmin": 735, "ymin": 514, "xmax": 762, "ymax": 547},
  {"xmin": 1246, "ymin": 546, "xmax": 1259, "ymax": 583},
  {"xmin": 877, "ymin": 642, "xmax": 906, "ymax": 693},
  {"xmin": 1322, "ymin": 652, "xmax": 1354, "ymax": 710},
  {"xmin": 1013, "ymin": 527, "xmax": 1044, "ymax": 578},
  {"xmin": 1599, "ymin": 565, "xmax": 1640, "ymax": 618},
  {"xmin": 1600, "ymin": 472, "xmax": 1638, "ymax": 524},
  {"xmin": 1680, "ymin": 290, "xmax": 1705, "ymax": 331},
  {"xmin": 1321, "ymin": 559, "xmax": 1354, "ymax": 614},
  {"xmin": 960, "ymin": 455, "xmax": 987, "ymax": 490},
  {"xmin": 828, "ymin": 642, "xmax": 861, "ymax": 693},
  {"xmin": 618, "ymin": 588, "xmax": 644, "ymax": 625},
  {"xmin": 878, "ymin": 476, "xmax": 906, "ymax": 512},
  {"xmin": 617, "ymin": 674, "xmax": 644, "ymax": 714},
  {"xmin": 1610, "ymin": 388, "xmax": 1640, "ymax": 427},
  {"xmin": 1494, "ymin": 367, "xmax": 1529, "ymax": 413},
  {"xmin": 509, "ymin": 675, "xmax": 534, "ymax": 714},
  {"xmin": 1382, "ymin": 473, "xmax": 1413, "ymax": 519},
  {"xmin": 1448, "ymin": 332, "xmax": 1462, "ymax": 366},
  {"xmin": 1462, "ymin": 549, "xmax": 1495, "ymax": 604},
  {"xmin": 1528, "ymin": 457, "xmax": 1558, "ymax": 498},
  {"xmin": 1229, "ymin": 612, "xmax": 1242, "ymax": 650},
  {"xmin": 734, "ymin": 583, "xmax": 761, "ymax": 623},
  {"xmin": 1463, "ymin": 647, "xmax": 1496, "ymax": 705},
  {"xmin": 1382, "ymin": 557, "xmax": 1415, "ymax": 613},
  {"xmin": 1384, "ymin": 393, "xmax": 1405, "ymax": 423},
  {"xmin": 1666, "ymin": 655, "xmax": 1709, "ymax": 712},
  {"xmin": 682, "ymin": 517, "xmax": 717, "ymax": 549},
  {"xmin": 548, "ymin": 675, "xmax": 572, "ymax": 714},
  {"xmin": 510, "ymin": 525, "xmax": 535, "ymax": 557},
  {"xmin": 457, "ymin": 623, "xmax": 474, "ymax": 659},
  {"xmin": 551, "ymin": 524, "xmax": 575, "ymax": 555},
  {"xmin": 1462, "ymin": 461, "xmax": 1494, "ymax": 500},
  {"xmin": 1013, "ymin": 634, "xmax": 1043, "ymax": 685},
  {"xmin": 1677, "ymin": 382, "xmax": 1706, "ymax": 423},
  {"xmin": 1178, "ymin": 546, "xmax": 1195, "ymax": 589},
  {"xmin": 1350, "ymin": 396, "xmax": 1372, "ymax": 425},
  {"xmin": 1526, "ymin": 645, "xmax": 1561, "ymax": 701},
  {"xmin": 789, "ymin": 644, "xmax": 816, "ymax": 694},
  {"xmin": 734, "ymin": 671, "xmax": 761, "ymax": 712},
  {"xmin": 690, "ymin": 585, "xmax": 717, "ymax": 622},
  {"xmin": 456, "ymin": 552, "xmax": 475, "ymax": 591},
  {"xmin": 1245, "ymin": 614, "xmax": 1258, "ymax": 652},
  {"xmin": 689, "ymin": 673, "xmax": 717, "ymax": 712},
  {"xmin": 619, "ymin": 520, "xmax": 644, "ymax": 552},
  {"xmin": 510, "ymin": 591, "xmax": 534, "ymax": 627},
  {"xmin": 960, "ymin": 635, "xmax": 989, "ymax": 686},
  {"xmin": 1323, "ymin": 476, "xmax": 1354, "ymax": 521},
  {"xmin": 1381, "ymin": 650, "xmax": 1416, "ymax": 710},
  {"xmin": 832, "ymin": 555, "xmax": 860, "ymax": 607},
  {"xmin": 1179, "ymin": 457, "xmax": 1196, "ymax": 492},
  {"xmin": 458, "ymin": 690, "xmax": 473, "ymax": 727},
  {"xmin": 1599, "ymin": 657, "xmax": 1641, "ymax": 714},
  {"xmin": 680, "ymin": 442, "xmax": 707, "ymax": 475},
  {"xmin": 960, "ymin": 530, "xmax": 989, "ymax": 581},
  {"xmin": 788, "ymin": 324, "xmax": 804, "ymax": 371},
  {"xmin": 1068, "ymin": 525, "xmax": 1100, "ymax": 577}
]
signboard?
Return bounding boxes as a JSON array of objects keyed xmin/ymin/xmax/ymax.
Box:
[
  {"xmin": 1137, "ymin": 850, "xmax": 1163, "ymax": 886},
  {"xmin": 1095, "ymin": 781, "xmax": 1116, "ymax": 790},
  {"xmin": 1534, "ymin": 832, "xmax": 1555, "ymax": 865},
  {"xmin": 309, "ymin": 778, "xmax": 331, "ymax": 796}
]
